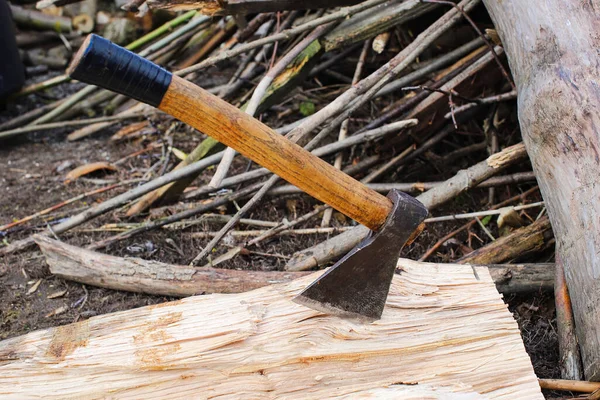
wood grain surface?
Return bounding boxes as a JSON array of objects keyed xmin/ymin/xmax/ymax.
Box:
[{"xmin": 0, "ymin": 257, "xmax": 542, "ymax": 399}]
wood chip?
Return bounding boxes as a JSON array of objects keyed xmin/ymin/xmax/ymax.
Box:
[
  {"xmin": 45, "ymin": 305, "xmax": 68, "ymax": 318},
  {"xmin": 497, "ymin": 207, "xmax": 525, "ymax": 228},
  {"xmin": 47, "ymin": 289, "xmax": 67, "ymax": 299},
  {"xmin": 109, "ymin": 120, "xmax": 149, "ymax": 142},
  {"xmin": 485, "ymin": 28, "xmax": 501, "ymax": 45},
  {"xmin": 486, "ymin": 143, "xmax": 526, "ymax": 169},
  {"xmin": 26, "ymin": 279, "xmax": 42, "ymax": 295},
  {"xmin": 64, "ymin": 162, "xmax": 118, "ymax": 184}
]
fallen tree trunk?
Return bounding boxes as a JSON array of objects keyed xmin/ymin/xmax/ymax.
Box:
[
  {"xmin": 482, "ymin": 0, "xmax": 600, "ymax": 380},
  {"xmin": 0, "ymin": 258, "xmax": 541, "ymax": 399},
  {"xmin": 34, "ymin": 235, "xmax": 306, "ymax": 297},
  {"xmin": 35, "ymin": 236, "xmax": 554, "ymax": 296}
]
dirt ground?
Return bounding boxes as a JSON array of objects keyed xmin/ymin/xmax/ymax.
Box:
[{"xmin": 0, "ymin": 71, "xmax": 563, "ymax": 397}]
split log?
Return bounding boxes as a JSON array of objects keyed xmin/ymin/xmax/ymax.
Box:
[
  {"xmin": 482, "ymin": 0, "xmax": 600, "ymax": 379},
  {"xmin": 35, "ymin": 235, "xmax": 554, "ymax": 297},
  {"xmin": 34, "ymin": 235, "xmax": 306, "ymax": 297},
  {"xmin": 0, "ymin": 258, "xmax": 542, "ymax": 399}
]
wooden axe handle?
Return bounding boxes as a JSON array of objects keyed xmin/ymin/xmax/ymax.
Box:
[{"xmin": 68, "ymin": 34, "xmax": 393, "ymax": 230}]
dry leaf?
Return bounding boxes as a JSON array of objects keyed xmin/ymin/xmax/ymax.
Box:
[
  {"xmin": 65, "ymin": 162, "xmax": 118, "ymax": 183},
  {"xmin": 45, "ymin": 305, "xmax": 69, "ymax": 318},
  {"xmin": 333, "ymin": 212, "xmax": 347, "ymax": 224},
  {"xmin": 26, "ymin": 279, "xmax": 42, "ymax": 295},
  {"xmin": 47, "ymin": 289, "xmax": 67, "ymax": 299},
  {"xmin": 286, "ymin": 199, "xmax": 297, "ymax": 219},
  {"xmin": 110, "ymin": 121, "xmax": 149, "ymax": 142}
]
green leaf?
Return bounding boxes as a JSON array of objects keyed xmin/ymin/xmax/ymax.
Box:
[
  {"xmin": 481, "ymin": 215, "xmax": 492, "ymax": 226},
  {"xmin": 299, "ymin": 101, "xmax": 316, "ymax": 117}
]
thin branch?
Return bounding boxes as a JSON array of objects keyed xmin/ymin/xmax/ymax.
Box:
[
  {"xmin": 444, "ymin": 90, "xmax": 517, "ymax": 119},
  {"xmin": 421, "ymin": 0, "xmax": 515, "ymax": 90},
  {"xmin": 419, "ymin": 186, "xmax": 539, "ymax": 261},
  {"xmin": 0, "ymin": 113, "xmax": 145, "ymax": 140}
]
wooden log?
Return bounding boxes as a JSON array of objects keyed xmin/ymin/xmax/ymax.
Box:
[
  {"xmin": 0, "ymin": 257, "xmax": 542, "ymax": 398},
  {"xmin": 458, "ymin": 217, "xmax": 553, "ymax": 265},
  {"xmin": 486, "ymin": 263, "xmax": 554, "ymax": 294},
  {"xmin": 35, "ymin": 235, "xmax": 554, "ymax": 297},
  {"xmin": 9, "ymin": 4, "xmax": 72, "ymax": 33},
  {"xmin": 34, "ymin": 235, "xmax": 307, "ymax": 297},
  {"xmin": 321, "ymin": 0, "xmax": 437, "ymax": 52},
  {"xmin": 269, "ymin": 172, "xmax": 537, "ymax": 196},
  {"xmin": 146, "ymin": 0, "xmax": 362, "ymax": 14},
  {"xmin": 482, "ymin": 0, "xmax": 600, "ymax": 379}
]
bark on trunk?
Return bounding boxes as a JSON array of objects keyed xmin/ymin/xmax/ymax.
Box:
[
  {"xmin": 458, "ymin": 217, "xmax": 553, "ymax": 265},
  {"xmin": 0, "ymin": 258, "xmax": 541, "ymax": 399},
  {"xmin": 486, "ymin": 263, "xmax": 554, "ymax": 294},
  {"xmin": 482, "ymin": 0, "xmax": 600, "ymax": 380},
  {"xmin": 34, "ymin": 235, "xmax": 307, "ymax": 297}
]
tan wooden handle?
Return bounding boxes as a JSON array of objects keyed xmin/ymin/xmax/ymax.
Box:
[
  {"xmin": 162, "ymin": 76, "xmax": 392, "ymax": 230},
  {"xmin": 67, "ymin": 34, "xmax": 392, "ymax": 230}
]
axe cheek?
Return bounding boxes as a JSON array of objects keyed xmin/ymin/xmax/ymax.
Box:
[{"xmin": 293, "ymin": 190, "xmax": 428, "ymax": 321}]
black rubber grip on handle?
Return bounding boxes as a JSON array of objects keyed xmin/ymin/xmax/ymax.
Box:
[{"xmin": 67, "ymin": 34, "xmax": 172, "ymax": 108}]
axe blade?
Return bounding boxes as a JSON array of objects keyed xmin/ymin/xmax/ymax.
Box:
[{"xmin": 293, "ymin": 190, "xmax": 428, "ymax": 321}]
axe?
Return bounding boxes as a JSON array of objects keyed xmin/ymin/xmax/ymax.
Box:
[{"xmin": 68, "ymin": 34, "xmax": 428, "ymax": 321}]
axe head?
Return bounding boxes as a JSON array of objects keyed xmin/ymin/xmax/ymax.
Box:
[{"xmin": 293, "ymin": 190, "xmax": 428, "ymax": 321}]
